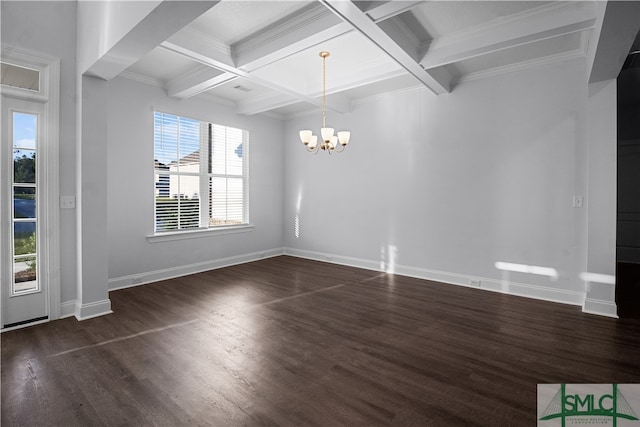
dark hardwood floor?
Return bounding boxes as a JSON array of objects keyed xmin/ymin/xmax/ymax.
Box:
[{"xmin": 2, "ymin": 256, "xmax": 640, "ymax": 426}]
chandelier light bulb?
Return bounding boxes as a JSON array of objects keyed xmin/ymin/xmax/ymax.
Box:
[
  {"xmin": 308, "ymin": 135, "xmax": 318, "ymax": 150},
  {"xmin": 299, "ymin": 130, "xmax": 312, "ymax": 145},
  {"xmin": 321, "ymin": 127, "xmax": 334, "ymax": 142},
  {"xmin": 337, "ymin": 131, "xmax": 350, "ymax": 146}
]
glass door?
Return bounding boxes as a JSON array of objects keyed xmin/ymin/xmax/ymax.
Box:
[{"xmin": 1, "ymin": 97, "xmax": 48, "ymax": 328}]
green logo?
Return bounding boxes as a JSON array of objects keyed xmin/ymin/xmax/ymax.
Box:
[{"xmin": 539, "ymin": 384, "xmax": 639, "ymax": 426}]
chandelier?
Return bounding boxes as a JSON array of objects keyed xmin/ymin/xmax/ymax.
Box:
[{"xmin": 299, "ymin": 51, "xmax": 350, "ymax": 154}]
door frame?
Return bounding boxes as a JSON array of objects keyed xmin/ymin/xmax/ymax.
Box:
[{"xmin": 1, "ymin": 46, "xmax": 60, "ymax": 331}]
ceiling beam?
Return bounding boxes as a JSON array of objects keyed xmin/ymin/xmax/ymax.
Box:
[
  {"xmin": 319, "ymin": 0, "xmax": 451, "ymax": 95},
  {"xmin": 163, "ymin": 27, "xmax": 236, "ymax": 72},
  {"xmin": 234, "ymin": 1, "xmax": 424, "ymax": 72},
  {"xmin": 233, "ymin": 3, "xmax": 347, "ymax": 71},
  {"xmin": 86, "ymin": 1, "xmax": 219, "ymax": 81},
  {"xmin": 419, "ymin": 1, "xmax": 597, "ymax": 70},
  {"xmin": 589, "ymin": 0, "xmax": 640, "ymax": 83},
  {"xmin": 363, "ymin": 1, "xmax": 424, "ymax": 23}
]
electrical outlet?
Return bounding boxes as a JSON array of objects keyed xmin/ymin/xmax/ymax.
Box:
[{"xmin": 469, "ymin": 279, "xmax": 481, "ymax": 287}]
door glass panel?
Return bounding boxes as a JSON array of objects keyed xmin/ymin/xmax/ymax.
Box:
[
  {"xmin": 13, "ymin": 223, "xmax": 37, "ymax": 293},
  {"xmin": 13, "ymin": 113, "xmax": 37, "ymax": 149},
  {"xmin": 11, "ymin": 111, "xmax": 38, "ymax": 295},
  {"xmin": 14, "ymin": 186, "xmax": 36, "ymax": 219},
  {"xmin": 13, "ymin": 150, "xmax": 35, "ymax": 183}
]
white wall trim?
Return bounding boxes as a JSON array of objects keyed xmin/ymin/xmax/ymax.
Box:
[
  {"xmin": 147, "ymin": 224, "xmax": 255, "ymax": 243},
  {"xmin": 583, "ymin": 298, "xmax": 619, "ymax": 318},
  {"xmin": 108, "ymin": 248, "xmax": 284, "ymax": 291},
  {"xmin": 60, "ymin": 300, "xmax": 76, "ymax": 319},
  {"xmin": 75, "ymin": 299, "xmax": 113, "ymax": 321},
  {"xmin": 44, "ymin": 56, "xmax": 61, "ymax": 321},
  {"xmin": 284, "ymin": 247, "xmax": 586, "ymax": 309}
]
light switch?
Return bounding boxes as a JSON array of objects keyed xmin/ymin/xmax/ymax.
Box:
[{"xmin": 60, "ymin": 196, "xmax": 76, "ymax": 209}]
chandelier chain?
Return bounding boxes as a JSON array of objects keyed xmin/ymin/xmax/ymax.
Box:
[{"xmin": 322, "ymin": 53, "xmax": 327, "ymax": 128}]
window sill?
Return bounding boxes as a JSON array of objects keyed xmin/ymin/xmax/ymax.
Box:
[{"xmin": 147, "ymin": 224, "xmax": 254, "ymax": 243}]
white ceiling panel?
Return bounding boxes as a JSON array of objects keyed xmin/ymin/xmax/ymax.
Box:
[
  {"xmin": 269, "ymin": 101, "xmax": 318, "ymax": 119},
  {"xmin": 204, "ymin": 76, "xmax": 272, "ymax": 101},
  {"xmin": 126, "ymin": 46, "xmax": 199, "ymax": 84},
  {"xmin": 249, "ymin": 31, "xmax": 401, "ymax": 95},
  {"xmin": 339, "ymin": 73, "xmax": 422, "ymax": 101}
]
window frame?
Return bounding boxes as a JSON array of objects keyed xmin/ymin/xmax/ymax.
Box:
[{"xmin": 150, "ymin": 111, "xmax": 251, "ymax": 242}]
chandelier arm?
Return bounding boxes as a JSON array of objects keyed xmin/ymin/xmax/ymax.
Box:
[{"xmin": 335, "ymin": 144, "xmax": 346, "ymax": 153}]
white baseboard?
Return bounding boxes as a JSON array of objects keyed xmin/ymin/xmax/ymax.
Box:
[
  {"xmin": 108, "ymin": 248, "xmax": 284, "ymax": 291},
  {"xmin": 284, "ymin": 247, "xmax": 585, "ymax": 308},
  {"xmin": 75, "ymin": 299, "xmax": 113, "ymax": 321},
  {"xmin": 583, "ymin": 298, "xmax": 619, "ymax": 318},
  {"xmin": 60, "ymin": 300, "xmax": 76, "ymax": 319}
]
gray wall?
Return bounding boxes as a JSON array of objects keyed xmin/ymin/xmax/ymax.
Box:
[
  {"xmin": 1, "ymin": 1, "xmax": 79, "ymax": 303},
  {"xmin": 284, "ymin": 58, "xmax": 592, "ymax": 303},
  {"xmin": 106, "ymin": 77, "xmax": 284, "ymax": 285}
]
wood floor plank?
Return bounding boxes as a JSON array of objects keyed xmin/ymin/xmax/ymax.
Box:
[{"xmin": 2, "ymin": 256, "xmax": 640, "ymax": 426}]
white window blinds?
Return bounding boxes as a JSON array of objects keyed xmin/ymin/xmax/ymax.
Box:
[
  {"xmin": 210, "ymin": 124, "xmax": 247, "ymax": 226},
  {"xmin": 154, "ymin": 112, "xmax": 248, "ymax": 233}
]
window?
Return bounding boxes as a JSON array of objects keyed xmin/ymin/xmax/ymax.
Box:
[
  {"xmin": 1, "ymin": 62, "xmax": 40, "ymax": 92},
  {"xmin": 153, "ymin": 112, "xmax": 249, "ymax": 233}
]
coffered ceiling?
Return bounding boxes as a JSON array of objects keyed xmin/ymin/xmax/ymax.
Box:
[{"xmin": 122, "ymin": 0, "xmax": 599, "ymax": 119}]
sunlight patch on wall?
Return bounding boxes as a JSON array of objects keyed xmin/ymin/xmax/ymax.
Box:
[
  {"xmin": 579, "ymin": 272, "xmax": 615, "ymax": 285},
  {"xmin": 380, "ymin": 245, "xmax": 398, "ymax": 274},
  {"xmin": 294, "ymin": 186, "xmax": 303, "ymax": 239},
  {"xmin": 580, "ymin": 272, "xmax": 615, "ymax": 291},
  {"xmin": 495, "ymin": 262, "xmax": 559, "ymax": 280}
]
